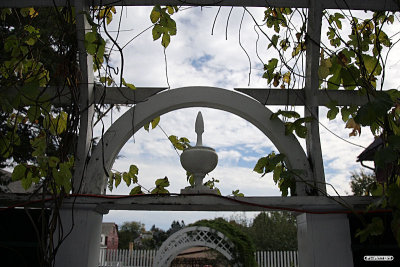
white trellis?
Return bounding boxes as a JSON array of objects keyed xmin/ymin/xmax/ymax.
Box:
[
  {"xmin": 1, "ymin": 1, "xmax": 399, "ymax": 267},
  {"xmin": 153, "ymin": 226, "xmax": 236, "ymax": 267}
]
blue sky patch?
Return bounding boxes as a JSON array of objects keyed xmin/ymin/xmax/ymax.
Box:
[{"xmin": 190, "ymin": 54, "xmax": 213, "ymax": 70}]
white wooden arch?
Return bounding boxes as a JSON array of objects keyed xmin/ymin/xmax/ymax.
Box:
[
  {"xmin": 84, "ymin": 86, "xmax": 312, "ymax": 195},
  {"xmin": 153, "ymin": 226, "xmax": 237, "ymax": 267}
]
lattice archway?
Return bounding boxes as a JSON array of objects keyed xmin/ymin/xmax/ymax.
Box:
[
  {"xmin": 153, "ymin": 226, "xmax": 237, "ymax": 267},
  {"xmin": 85, "ymin": 86, "xmax": 312, "ymax": 195}
]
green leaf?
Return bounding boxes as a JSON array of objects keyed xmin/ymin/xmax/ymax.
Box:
[
  {"xmin": 151, "ymin": 187, "xmax": 169, "ymax": 194},
  {"xmin": 30, "ymin": 134, "xmax": 46, "ymax": 157},
  {"xmin": 25, "ymin": 38, "xmax": 36, "ymax": 46},
  {"xmin": 341, "ymin": 105, "xmax": 358, "ymax": 122},
  {"xmin": 167, "ymin": 6, "xmax": 174, "ymax": 15},
  {"xmin": 122, "ymin": 78, "xmax": 136, "ymax": 90},
  {"xmin": 151, "ymin": 116, "xmax": 160, "ymax": 129},
  {"xmin": 268, "ymin": 35, "xmax": 279, "ymax": 49},
  {"xmin": 129, "ymin": 165, "xmax": 138, "ymax": 176},
  {"xmin": 270, "ymin": 110, "xmax": 300, "ymax": 120},
  {"xmin": 130, "ymin": 186, "xmax": 143, "ymax": 195},
  {"xmin": 155, "ymin": 177, "xmax": 170, "ymax": 187},
  {"xmin": 144, "ymin": 122, "xmax": 150, "ymax": 132},
  {"xmin": 232, "ymin": 189, "xmax": 244, "ymax": 197},
  {"xmin": 52, "ymin": 162, "xmax": 72, "ymax": 192},
  {"xmin": 326, "ymin": 101, "xmax": 339, "ymax": 120},
  {"xmin": 114, "ymin": 172, "xmax": 122, "ymax": 188},
  {"xmin": 12, "ymin": 164, "xmax": 26, "ymax": 181},
  {"xmin": 370, "ymin": 183, "xmax": 383, "ymax": 196},
  {"xmin": 388, "ymin": 135, "xmax": 400, "ymax": 150},
  {"xmin": 355, "ymin": 93, "xmax": 393, "ymax": 126},
  {"xmin": 327, "ymin": 63, "xmax": 342, "ymax": 89},
  {"xmin": 362, "ymin": 54, "xmax": 382, "ymax": 76},
  {"xmin": 374, "ymin": 147, "xmax": 398, "ymax": 168},
  {"xmin": 21, "ymin": 174, "xmax": 32, "ymax": 190},
  {"xmin": 341, "ymin": 66, "xmax": 358, "ymax": 90},
  {"xmin": 152, "ymin": 25, "xmax": 163, "ymax": 40},
  {"xmin": 162, "ymin": 33, "xmax": 170, "ymax": 48},
  {"xmin": 27, "ymin": 106, "xmax": 41, "ymax": 122},
  {"xmin": 55, "ymin": 111, "xmax": 68, "ymax": 135},
  {"xmin": 253, "ymin": 157, "xmax": 268, "ymax": 174},
  {"xmin": 356, "ymin": 217, "xmax": 384, "ymax": 243},
  {"xmin": 123, "ymin": 172, "xmax": 131, "ymax": 186},
  {"xmin": 273, "ymin": 164, "xmax": 283, "ymax": 183},
  {"xmin": 49, "ymin": 156, "xmax": 60, "ymax": 168},
  {"xmin": 294, "ymin": 125, "xmax": 307, "ymax": 138},
  {"xmin": 129, "ymin": 165, "xmax": 138, "ymax": 183},
  {"xmin": 150, "ymin": 8, "xmax": 160, "ymax": 23}
]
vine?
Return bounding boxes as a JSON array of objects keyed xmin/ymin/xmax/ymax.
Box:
[{"xmin": 250, "ymin": 6, "xmax": 400, "ymax": 246}]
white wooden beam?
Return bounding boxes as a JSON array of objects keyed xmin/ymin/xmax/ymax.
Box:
[
  {"xmin": 0, "ymin": 193, "xmax": 376, "ymax": 212},
  {"xmin": 304, "ymin": 0, "xmax": 326, "ymax": 194},
  {"xmin": 235, "ymin": 88, "xmax": 384, "ymax": 106},
  {"xmin": 1, "ymin": 0, "xmax": 399, "ymax": 11},
  {"xmin": 0, "ymin": 86, "xmax": 167, "ymax": 105}
]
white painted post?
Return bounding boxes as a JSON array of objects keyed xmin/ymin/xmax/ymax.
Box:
[
  {"xmin": 54, "ymin": 208, "xmax": 103, "ymax": 267},
  {"xmin": 297, "ymin": 213, "xmax": 353, "ymax": 267},
  {"xmin": 304, "ymin": 0, "xmax": 326, "ymax": 194},
  {"xmin": 53, "ymin": 0, "xmax": 104, "ymax": 266}
]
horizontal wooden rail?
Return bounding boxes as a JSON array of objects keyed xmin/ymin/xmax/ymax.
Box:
[
  {"xmin": 0, "ymin": 193, "xmax": 376, "ymax": 213},
  {"xmin": 1, "ymin": 0, "xmax": 399, "ymax": 11}
]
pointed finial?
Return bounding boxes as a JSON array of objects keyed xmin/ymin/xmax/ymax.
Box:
[{"xmin": 195, "ymin": 111, "xmax": 204, "ymax": 146}]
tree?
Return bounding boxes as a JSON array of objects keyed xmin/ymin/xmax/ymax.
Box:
[
  {"xmin": 246, "ymin": 212, "xmax": 297, "ymax": 251},
  {"xmin": 118, "ymin": 221, "xmax": 145, "ymax": 249},
  {"xmin": 166, "ymin": 220, "xmax": 185, "ymax": 236},
  {"xmin": 350, "ymin": 170, "xmax": 376, "ymax": 196}
]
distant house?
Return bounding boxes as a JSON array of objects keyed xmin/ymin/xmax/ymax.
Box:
[
  {"xmin": 101, "ymin": 222, "xmax": 119, "ymax": 250},
  {"xmin": 133, "ymin": 231, "xmax": 153, "ymax": 248}
]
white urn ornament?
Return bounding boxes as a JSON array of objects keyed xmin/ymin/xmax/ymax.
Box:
[{"xmin": 180, "ymin": 112, "xmax": 218, "ymax": 194}]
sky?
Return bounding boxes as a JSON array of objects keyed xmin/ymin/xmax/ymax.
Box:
[{"xmin": 95, "ymin": 6, "xmax": 400, "ymax": 230}]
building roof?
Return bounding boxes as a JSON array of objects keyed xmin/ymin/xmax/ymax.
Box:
[
  {"xmin": 101, "ymin": 222, "xmax": 118, "ymax": 235},
  {"xmin": 357, "ymin": 137, "xmax": 383, "ymax": 162}
]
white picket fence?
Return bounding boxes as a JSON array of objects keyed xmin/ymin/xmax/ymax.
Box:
[
  {"xmin": 255, "ymin": 250, "xmax": 298, "ymax": 267},
  {"xmin": 99, "ymin": 249, "xmax": 156, "ymax": 267},
  {"xmin": 99, "ymin": 249, "xmax": 298, "ymax": 267}
]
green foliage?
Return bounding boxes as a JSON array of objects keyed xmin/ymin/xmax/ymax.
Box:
[
  {"xmin": 144, "ymin": 116, "xmax": 160, "ymax": 131},
  {"xmin": 356, "ymin": 217, "xmax": 384, "ymax": 243},
  {"xmin": 118, "ymin": 221, "xmax": 145, "ymax": 249},
  {"xmin": 246, "ymin": 212, "xmax": 297, "ymax": 250},
  {"xmin": 253, "ymin": 152, "xmax": 296, "ymax": 196},
  {"xmin": 150, "ymin": 5, "xmax": 178, "ymax": 48},
  {"xmin": 270, "ymin": 109, "xmax": 313, "ymax": 138},
  {"xmin": 232, "ymin": 189, "xmax": 244, "ymax": 197},
  {"xmin": 168, "ymin": 135, "xmax": 191, "ymax": 151},
  {"xmin": 108, "ymin": 164, "xmax": 139, "ymax": 192},
  {"xmin": 151, "ymin": 177, "xmax": 170, "ymax": 194},
  {"xmin": 350, "ymin": 170, "xmax": 376, "ymax": 196},
  {"xmin": 192, "ymin": 218, "xmax": 257, "ymax": 267},
  {"xmin": 203, "ymin": 177, "xmax": 221, "ymax": 195}
]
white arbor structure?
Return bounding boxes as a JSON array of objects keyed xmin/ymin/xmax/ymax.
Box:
[
  {"xmin": 153, "ymin": 226, "xmax": 236, "ymax": 267},
  {"xmin": 85, "ymin": 86, "xmax": 312, "ymax": 195},
  {"xmin": 1, "ymin": 1, "xmax": 399, "ymax": 267}
]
